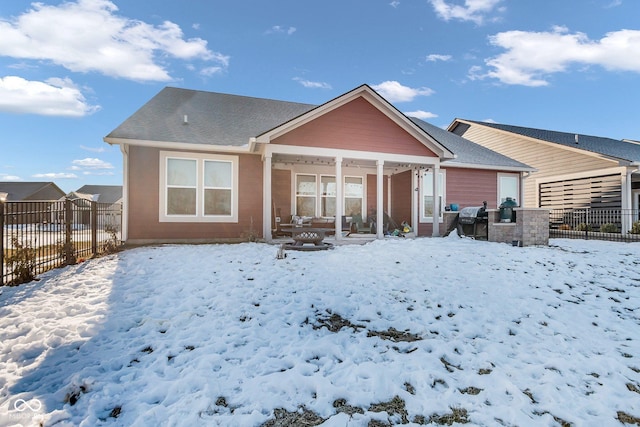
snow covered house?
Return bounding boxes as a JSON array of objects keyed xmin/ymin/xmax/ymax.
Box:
[{"xmin": 104, "ymin": 84, "xmax": 533, "ymax": 244}]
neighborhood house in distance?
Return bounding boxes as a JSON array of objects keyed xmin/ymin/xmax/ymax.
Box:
[{"xmin": 104, "ymin": 84, "xmax": 535, "ymax": 244}]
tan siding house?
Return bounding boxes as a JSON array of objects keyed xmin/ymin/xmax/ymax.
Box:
[
  {"xmin": 104, "ymin": 85, "xmax": 533, "ymax": 244},
  {"xmin": 449, "ymin": 119, "xmax": 640, "ymax": 232}
]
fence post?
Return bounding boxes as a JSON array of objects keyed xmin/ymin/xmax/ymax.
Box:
[
  {"xmin": 91, "ymin": 201, "xmax": 97, "ymax": 256},
  {"xmin": 0, "ymin": 193, "xmax": 6, "ymax": 286},
  {"xmin": 65, "ymin": 198, "xmax": 74, "ymax": 265}
]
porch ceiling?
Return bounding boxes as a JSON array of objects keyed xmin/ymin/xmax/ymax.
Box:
[{"xmin": 271, "ymin": 153, "xmax": 433, "ymax": 173}]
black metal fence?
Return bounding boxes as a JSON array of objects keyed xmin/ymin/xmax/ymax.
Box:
[
  {"xmin": 1, "ymin": 199, "xmax": 122, "ymax": 286},
  {"xmin": 549, "ymin": 208, "xmax": 640, "ymax": 242}
]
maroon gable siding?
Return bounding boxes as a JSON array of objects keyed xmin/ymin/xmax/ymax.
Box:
[
  {"xmin": 272, "ymin": 98, "xmax": 437, "ymax": 157},
  {"xmin": 445, "ymin": 168, "xmax": 499, "ymax": 210},
  {"xmin": 272, "ymin": 169, "xmax": 292, "ymax": 222},
  {"xmin": 390, "ymin": 171, "xmax": 412, "ymax": 228},
  {"xmin": 127, "ymin": 146, "xmax": 263, "ymax": 242}
]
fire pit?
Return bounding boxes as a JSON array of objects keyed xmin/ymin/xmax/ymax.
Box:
[{"xmin": 284, "ymin": 228, "xmax": 333, "ymax": 251}]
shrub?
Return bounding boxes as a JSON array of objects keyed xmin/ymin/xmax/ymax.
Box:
[
  {"xmin": 56, "ymin": 238, "xmax": 76, "ymax": 265},
  {"xmin": 6, "ymin": 234, "xmax": 36, "ymax": 285},
  {"xmin": 599, "ymin": 223, "xmax": 618, "ymax": 233},
  {"xmin": 558, "ymin": 224, "xmax": 571, "ymax": 230},
  {"xmin": 102, "ymin": 223, "xmax": 121, "ymax": 254},
  {"xmin": 630, "ymin": 221, "xmax": 640, "ymax": 235},
  {"xmin": 575, "ymin": 223, "xmax": 592, "ymax": 232}
]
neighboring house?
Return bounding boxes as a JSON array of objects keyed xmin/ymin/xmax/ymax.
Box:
[
  {"xmin": 0, "ymin": 181, "xmax": 65, "ymax": 201},
  {"xmin": 104, "ymin": 84, "xmax": 533, "ymax": 244},
  {"xmin": 0, "ymin": 182, "xmax": 66, "ymax": 225},
  {"xmin": 448, "ymin": 119, "xmax": 640, "ymax": 231},
  {"xmin": 63, "ymin": 185, "xmax": 123, "ymax": 227},
  {"xmin": 74, "ymin": 185, "xmax": 123, "ymax": 206}
]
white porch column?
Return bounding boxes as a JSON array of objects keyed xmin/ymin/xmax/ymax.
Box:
[
  {"xmin": 335, "ymin": 156, "xmax": 343, "ymax": 239},
  {"xmin": 376, "ymin": 160, "xmax": 384, "ymax": 238},
  {"xmin": 412, "ymin": 169, "xmax": 419, "ymax": 237},
  {"xmin": 387, "ymin": 175, "xmax": 392, "ymax": 218},
  {"xmin": 621, "ymin": 168, "xmax": 634, "ymax": 234},
  {"xmin": 432, "ymin": 164, "xmax": 440, "ymax": 237},
  {"xmin": 263, "ymin": 153, "xmax": 273, "ymax": 241}
]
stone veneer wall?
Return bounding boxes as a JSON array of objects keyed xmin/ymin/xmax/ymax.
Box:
[
  {"xmin": 488, "ymin": 208, "xmax": 549, "ymax": 246},
  {"xmin": 443, "ymin": 208, "xmax": 549, "ymax": 246}
]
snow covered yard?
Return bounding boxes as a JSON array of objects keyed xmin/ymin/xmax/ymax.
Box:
[{"xmin": 1, "ymin": 236, "xmax": 639, "ymax": 426}]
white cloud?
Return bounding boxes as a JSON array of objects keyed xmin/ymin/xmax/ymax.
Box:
[
  {"xmin": 426, "ymin": 54, "xmax": 452, "ymax": 62},
  {"xmin": 475, "ymin": 27, "xmax": 640, "ymax": 86},
  {"xmin": 200, "ymin": 66, "xmax": 225, "ymax": 77},
  {"xmin": 428, "ymin": 0, "xmax": 504, "ymax": 25},
  {"xmin": 72, "ymin": 158, "xmax": 114, "ymax": 169},
  {"xmin": 404, "ymin": 110, "xmax": 438, "ymax": 120},
  {"xmin": 0, "ymin": 174, "xmax": 22, "ymax": 181},
  {"xmin": 0, "ymin": 0, "xmax": 226, "ymax": 81},
  {"xmin": 32, "ymin": 172, "xmax": 78, "ymax": 179},
  {"xmin": 266, "ymin": 25, "xmax": 297, "ymax": 35},
  {"xmin": 390, "ymin": 1, "xmax": 401, "ymax": 8},
  {"xmin": 293, "ymin": 78, "xmax": 332, "ymax": 89},
  {"xmin": 0, "ymin": 76, "xmax": 99, "ymax": 116},
  {"xmin": 371, "ymin": 81, "xmax": 434, "ymax": 103},
  {"xmin": 80, "ymin": 145, "xmax": 105, "ymax": 153}
]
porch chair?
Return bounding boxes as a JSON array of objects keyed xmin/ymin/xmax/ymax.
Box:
[{"xmin": 351, "ymin": 213, "xmax": 372, "ymax": 234}]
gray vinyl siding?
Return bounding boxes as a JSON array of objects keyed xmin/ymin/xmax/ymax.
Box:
[{"xmin": 459, "ymin": 125, "xmax": 620, "ymax": 208}]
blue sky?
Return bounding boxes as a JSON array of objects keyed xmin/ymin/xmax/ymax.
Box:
[{"xmin": 1, "ymin": 0, "xmax": 639, "ymax": 193}]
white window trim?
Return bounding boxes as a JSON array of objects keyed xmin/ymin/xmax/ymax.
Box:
[
  {"xmin": 320, "ymin": 174, "xmax": 336, "ymax": 218},
  {"xmin": 421, "ymin": 169, "xmax": 445, "ymax": 223},
  {"xmin": 295, "ymin": 173, "xmax": 318, "ymax": 217},
  {"xmin": 159, "ymin": 151, "xmax": 238, "ymax": 223},
  {"xmin": 497, "ymin": 173, "xmax": 520, "ymax": 206},
  {"xmin": 343, "ymin": 175, "xmax": 364, "ymax": 217}
]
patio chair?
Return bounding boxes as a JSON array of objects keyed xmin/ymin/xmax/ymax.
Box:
[
  {"xmin": 351, "ymin": 213, "xmax": 372, "ymax": 234},
  {"xmin": 341, "ymin": 215, "xmax": 352, "ymax": 235}
]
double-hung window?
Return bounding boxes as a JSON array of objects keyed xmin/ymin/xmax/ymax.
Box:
[
  {"xmin": 320, "ymin": 175, "xmax": 336, "ymax": 217},
  {"xmin": 160, "ymin": 151, "xmax": 238, "ymax": 222},
  {"xmin": 422, "ymin": 170, "xmax": 445, "ymax": 222},
  {"xmin": 344, "ymin": 176, "xmax": 364, "ymax": 216},
  {"xmin": 295, "ymin": 174, "xmax": 317, "ymax": 217}
]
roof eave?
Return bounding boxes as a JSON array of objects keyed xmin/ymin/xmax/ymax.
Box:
[{"xmin": 104, "ymin": 136, "xmax": 252, "ymax": 153}]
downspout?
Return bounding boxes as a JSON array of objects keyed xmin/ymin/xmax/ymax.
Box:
[
  {"xmin": 119, "ymin": 144, "xmax": 129, "ymax": 242},
  {"xmin": 521, "ymin": 171, "xmax": 530, "ymax": 207}
]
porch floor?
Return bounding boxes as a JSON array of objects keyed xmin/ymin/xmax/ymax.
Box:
[{"xmin": 270, "ymin": 233, "xmax": 377, "ymax": 246}]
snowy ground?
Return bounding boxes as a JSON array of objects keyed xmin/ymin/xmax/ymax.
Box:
[{"xmin": 1, "ymin": 235, "xmax": 639, "ymax": 426}]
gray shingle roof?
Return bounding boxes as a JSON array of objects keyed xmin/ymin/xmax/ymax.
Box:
[
  {"xmin": 105, "ymin": 87, "xmax": 317, "ymax": 147},
  {"xmin": 75, "ymin": 185, "xmax": 123, "ymax": 204},
  {"xmin": 466, "ymin": 120, "xmax": 640, "ymax": 163},
  {"xmin": 106, "ymin": 86, "xmax": 532, "ymax": 170},
  {"xmin": 0, "ymin": 182, "xmax": 65, "ymax": 201},
  {"xmin": 410, "ymin": 118, "xmax": 533, "ymax": 170}
]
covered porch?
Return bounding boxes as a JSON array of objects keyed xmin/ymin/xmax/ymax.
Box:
[{"xmin": 261, "ymin": 144, "xmax": 444, "ymax": 242}]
